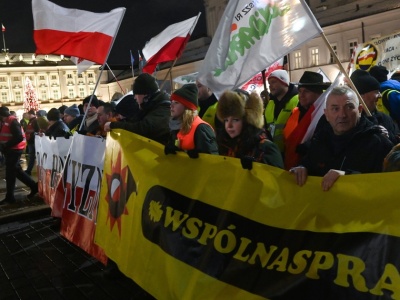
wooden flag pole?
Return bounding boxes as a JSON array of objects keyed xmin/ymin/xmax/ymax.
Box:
[
  {"xmin": 320, "ymin": 32, "xmax": 371, "ymax": 116},
  {"xmin": 159, "ymin": 57, "xmax": 178, "ymax": 91}
]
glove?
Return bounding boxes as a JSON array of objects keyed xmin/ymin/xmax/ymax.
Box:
[
  {"xmin": 187, "ymin": 149, "xmax": 199, "ymax": 159},
  {"xmin": 241, "ymin": 156, "xmax": 255, "ymax": 170},
  {"xmin": 164, "ymin": 143, "xmax": 179, "ymax": 155}
]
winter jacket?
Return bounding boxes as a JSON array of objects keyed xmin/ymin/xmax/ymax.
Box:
[
  {"xmin": 218, "ymin": 127, "xmax": 284, "ymax": 169},
  {"xmin": 378, "ymin": 79, "xmax": 400, "ymax": 124},
  {"xmin": 45, "ymin": 120, "xmax": 71, "ymax": 138},
  {"xmin": 301, "ymin": 117, "xmax": 393, "ymax": 176},
  {"xmin": 110, "ymin": 91, "xmax": 171, "ymax": 145}
]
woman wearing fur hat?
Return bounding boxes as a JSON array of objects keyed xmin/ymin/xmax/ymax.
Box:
[
  {"xmin": 165, "ymin": 84, "xmax": 218, "ymax": 156},
  {"xmin": 216, "ymin": 90, "xmax": 284, "ymax": 168}
]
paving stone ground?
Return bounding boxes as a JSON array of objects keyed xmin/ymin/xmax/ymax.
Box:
[{"xmin": 0, "ymin": 159, "xmax": 155, "ymax": 299}]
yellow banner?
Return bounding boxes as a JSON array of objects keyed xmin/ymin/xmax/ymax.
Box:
[{"xmin": 95, "ymin": 129, "xmax": 400, "ymax": 300}]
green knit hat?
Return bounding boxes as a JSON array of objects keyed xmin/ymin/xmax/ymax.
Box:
[
  {"xmin": 133, "ymin": 73, "xmax": 159, "ymax": 95},
  {"xmin": 171, "ymin": 84, "xmax": 198, "ymax": 110}
]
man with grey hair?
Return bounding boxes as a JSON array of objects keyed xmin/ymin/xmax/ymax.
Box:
[{"xmin": 291, "ymin": 86, "xmax": 393, "ymax": 191}]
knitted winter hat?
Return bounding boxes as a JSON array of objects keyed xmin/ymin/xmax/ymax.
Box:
[
  {"xmin": 47, "ymin": 108, "xmax": 61, "ymax": 121},
  {"xmin": 64, "ymin": 104, "xmax": 80, "ymax": 117},
  {"xmin": 36, "ymin": 110, "xmax": 47, "ymax": 117},
  {"xmin": 133, "ymin": 73, "xmax": 159, "ymax": 95},
  {"xmin": 369, "ymin": 65, "xmax": 389, "ymax": 83},
  {"xmin": 268, "ymin": 70, "xmax": 290, "ymax": 86},
  {"xmin": 0, "ymin": 106, "xmax": 10, "ymax": 117},
  {"xmin": 115, "ymin": 94, "xmax": 140, "ymax": 119},
  {"xmin": 350, "ymin": 69, "xmax": 380, "ymax": 94},
  {"xmin": 171, "ymin": 84, "xmax": 198, "ymax": 110},
  {"xmin": 82, "ymin": 95, "xmax": 99, "ymax": 108}
]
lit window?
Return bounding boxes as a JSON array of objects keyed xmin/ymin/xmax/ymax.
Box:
[{"xmin": 294, "ymin": 51, "xmax": 302, "ymax": 69}]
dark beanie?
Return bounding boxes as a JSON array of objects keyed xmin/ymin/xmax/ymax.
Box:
[
  {"xmin": 369, "ymin": 65, "xmax": 389, "ymax": 83},
  {"xmin": 59, "ymin": 105, "xmax": 68, "ymax": 114},
  {"xmin": 64, "ymin": 104, "xmax": 80, "ymax": 117},
  {"xmin": 350, "ymin": 69, "xmax": 380, "ymax": 94},
  {"xmin": 133, "ymin": 73, "xmax": 159, "ymax": 95},
  {"xmin": 47, "ymin": 108, "xmax": 61, "ymax": 121},
  {"xmin": 83, "ymin": 95, "xmax": 99, "ymax": 108},
  {"xmin": 170, "ymin": 84, "xmax": 198, "ymax": 110},
  {"xmin": 0, "ymin": 106, "xmax": 10, "ymax": 117},
  {"xmin": 115, "ymin": 94, "xmax": 140, "ymax": 119}
]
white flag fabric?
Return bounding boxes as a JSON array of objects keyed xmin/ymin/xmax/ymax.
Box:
[
  {"xmin": 301, "ymin": 72, "xmax": 342, "ymax": 143},
  {"xmin": 70, "ymin": 57, "xmax": 95, "ymax": 75},
  {"xmin": 32, "ymin": 0, "xmax": 125, "ymax": 64},
  {"xmin": 142, "ymin": 14, "xmax": 200, "ymax": 74},
  {"xmin": 197, "ymin": 0, "xmax": 322, "ymax": 96}
]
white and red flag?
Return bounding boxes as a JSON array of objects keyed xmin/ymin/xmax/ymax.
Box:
[
  {"xmin": 32, "ymin": 0, "xmax": 125, "ymax": 65},
  {"xmin": 1, "ymin": 24, "xmax": 5, "ymax": 32},
  {"xmin": 142, "ymin": 13, "xmax": 200, "ymax": 74},
  {"xmin": 197, "ymin": 0, "xmax": 322, "ymax": 96}
]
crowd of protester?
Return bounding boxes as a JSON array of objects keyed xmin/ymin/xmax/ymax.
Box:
[{"xmin": 1, "ymin": 68, "xmax": 400, "ymax": 207}]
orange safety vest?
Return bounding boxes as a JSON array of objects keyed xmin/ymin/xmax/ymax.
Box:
[
  {"xmin": 177, "ymin": 116, "xmax": 211, "ymax": 151},
  {"xmin": 283, "ymin": 106, "xmax": 314, "ymax": 170},
  {"xmin": 0, "ymin": 116, "xmax": 27, "ymax": 150}
]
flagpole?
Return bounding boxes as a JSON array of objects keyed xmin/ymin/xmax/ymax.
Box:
[
  {"xmin": 106, "ymin": 62, "xmax": 124, "ymax": 93},
  {"xmin": 320, "ymin": 32, "xmax": 371, "ymax": 117},
  {"xmin": 159, "ymin": 58, "xmax": 178, "ymax": 91},
  {"xmin": 130, "ymin": 50, "xmax": 135, "ymax": 78},
  {"xmin": 78, "ymin": 8, "xmax": 126, "ymax": 131}
]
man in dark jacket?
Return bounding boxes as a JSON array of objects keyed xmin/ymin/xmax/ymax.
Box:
[
  {"xmin": 45, "ymin": 108, "xmax": 71, "ymax": 138},
  {"xmin": 350, "ymin": 69, "xmax": 399, "ymax": 144},
  {"xmin": 291, "ymin": 86, "xmax": 393, "ymax": 191},
  {"xmin": 25, "ymin": 109, "xmax": 40, "ymax": 175},
  {"xmin": 0, "ymin": 107, "xmax": 38, "ymax": 204},
  {"xmin": 104, "ymin": 73, "xmax": 171, "ymax": 145}
]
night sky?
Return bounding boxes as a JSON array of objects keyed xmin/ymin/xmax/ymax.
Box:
[{"xmin": 0, "ymin": 0, "xmax": 207, "ymax": 66}]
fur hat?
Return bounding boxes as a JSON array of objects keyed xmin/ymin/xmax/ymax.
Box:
[
  {"xmin": 171, "ymin": 84, "xmax": 198, "ymax": 110},
  {"xmin": 47, "ymin": 108, "xmax": 61, "ymax": 121},
  {"xmin": 82, "ymin": 95, "xmax": 99, "ymax": 108},
  {"xmin": 369, "ymin": 65, "xmax": 389, "ymax": 83},
  {"xmin": 133, "ymin": 73, "xmax": 159, "ymax": 95},
  {"xmin": 0, "ymin": 106, "xmax": 10, "ymax": 117},
  {"xmin": 350, "ymin": 69, "xmax": 380, "ymax": 94},
  {"xmin": 268, "ymin": 70, "xmax": 290, "ymax": 86},
  {"xmin": 217, "ymin": 90, "xmax": 264, "ymax": 129},
  {"xmin": 64, "ymin": 104, "xmax": 80, "ymax": 117}
]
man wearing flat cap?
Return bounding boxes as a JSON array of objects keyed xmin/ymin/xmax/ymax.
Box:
[
  {"xmin": 283, "ymin": 71, "xmax": 331, "ymax": 170},
  {"xmin": 0, "ymin": 107, "xmax": 38, "ymax": 204}
]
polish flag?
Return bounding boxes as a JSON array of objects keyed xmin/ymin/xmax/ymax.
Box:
[
  {"xmin": 1, "ymin": 24, "xmax": 5, "ymax": 32},
  {"xmin": 32, "ymin": 0, "xmax": 125, "ymax": 65},
  {"xmin": 142, "ymin": 13, "xmax": 200, "ymax": 74}
]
